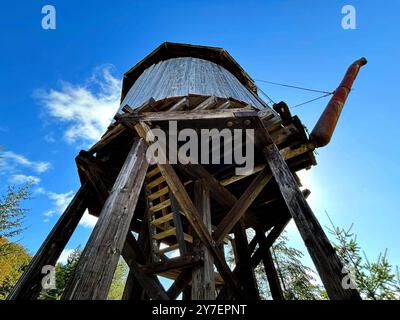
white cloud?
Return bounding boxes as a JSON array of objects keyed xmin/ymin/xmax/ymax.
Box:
[
  {"xmin": 58, "ymin": 248, "xmax": 75, "ymax": 265},
  {"xmin": 79, "ymin": 209, "xmax": 98, "ymax": 228},
  {"xmin": 1, "ymin": 151, "xmax": 51, "ymax": 173},
  {"xmin": 34, "ymin": 187, "xmax": 46, "ymax": 195},
  {"xmin": 9, "ymin": 174, "xmax": 41, "ymax": 185},
  {"xmin": 43, "ymin": 209, "xmax": 56, "ymax": 218},
  {"xmin": 36, "ymin": 65, "xmax": 121, "ymax": 145},
  {"xmin": 47, "ymin": 190, "xmax": 74, "ymax": 214}
]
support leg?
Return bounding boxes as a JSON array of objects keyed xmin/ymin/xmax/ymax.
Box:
[
  {"xmin": 255, "ymin": 118, "xmax": 360, "ymax": 300},
  {"xmin": 192, "ymin": 180, "xmax": 215, "ymax": 300},
  {"xmin": 8, "ymin": 184, "xmax": 89, "ymax": 300},
  {"xmin": 62, "ymin": 139, "xmax": 149, "ymax": 300}
]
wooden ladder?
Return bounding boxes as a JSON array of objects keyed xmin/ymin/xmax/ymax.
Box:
[{"xmin": 145, "ymin": 166, "xmax": 192, "ymax": 258}]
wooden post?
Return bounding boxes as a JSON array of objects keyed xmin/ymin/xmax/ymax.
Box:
[
  {"xmin": 192, "ymin": 180, "xmax": 215, "ymax": 300},
  {"xmin": 232, "ymin": 220, "xmax": 259, "ymax": 300},
  {"xmin": 122, "ymin": 218, "xmax": 151, "ymax": 300},
  {"xmin": 256, "ymin": 231, "xmax": 284, "ymax": 300},
  {"xmin": 8, "ymin": 184, "xmax": 89, "ymax": 300},
  {"xmin": 254, "ymin": 117, "xmax": 361, "ymax": 300},
  {"xmin": 62, "ymin": 139, "xmax": 149, "ymax": 300}
]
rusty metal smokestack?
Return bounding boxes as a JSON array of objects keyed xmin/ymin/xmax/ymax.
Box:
[{"xmin": 310, "ymin": 57, "xmax": 367, "ymax": 147}]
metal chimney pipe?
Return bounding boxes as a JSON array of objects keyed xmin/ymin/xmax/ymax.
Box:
[{"xmin": 310, "ymin": 57, "xmax": 367, "ymax": 147}]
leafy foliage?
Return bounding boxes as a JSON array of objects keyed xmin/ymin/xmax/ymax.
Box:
[
  {"xmin": 327, "ymin": 213, "xmax": 400, "ymax": 300},
  {"xmin": 107, "ymin": 260, "xmax": 129, "ymax": 300},
  {"xmin": 39, "ymin": 248, "xmax": 128, "ymax": 300},
  {"xmin": 271, "ymin": 232, "xmax": 323, "ymax": 299},
  {"xmin": 0, "ymin": 237, "xmax": 31, "ymax": 299},
  {"xmin": 0, "ymin": 184, "xmax": 31, "ymax": 256},
  {"xmin": 40, "ymin": 248, "xmax": 82, "ymax": 300}
]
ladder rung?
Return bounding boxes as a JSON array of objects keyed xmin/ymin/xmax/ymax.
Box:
[
  {"xmin": 147, "ymin": 175, "xmax": 166, "ymax": 189},
  {"xmin": 146, "ymin": 167, "xmax": 160, "ymax": 179},
  {"xmin": 151, "ymin": 213, "xmax": 174, "ymax": 226},
  {"xmin": 152, "ymin": 227, "xmax": 193, "ymax": 243},
  {"xmin": 149, "ymin": 199, "xmax": 171, "ymax": 212},
  {"xmin": 153, "ymin": 228, "xmax": 176, "ymax": 240},
  {"xmin": 183, "ymin": 233, "xmax": 193, "ymax": 243},
  {"xmin": 148, "ymin": 186, "xmax": 169, "ymax": 201}
]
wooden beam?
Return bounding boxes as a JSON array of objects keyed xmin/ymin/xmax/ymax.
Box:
[
  {"xmin": 168, "ymin": 97, "xmax": 189, "ymax": 111},
  {"xmin": 88, "ymin": 124, "xmax": 126, "ymax": 155},
  {"xmin": 7, "ymin": 184, "xmax": 89, "ymax": 300},
  {"xmin": 140, "ymin": 253, "xmax": 195, "ymax": 275},
  {"xmin": 213, "ymin": 168, "xmax": 272, "ymax": 244},
  {"xmin": 216, "ymin": 100, "xmax": 232, "ymax": 110},
  {"xmin": 170, "ymin": 193, "xmax": 188, "ymax": 255},
  {"xmin": 253, "ymin": 117, "xmax": 361, "ymax": 300},
  {"xmin": 232, "ymin": 220, "xmax": 259, "ymax": 300},
  {"xmin": 193, "ymin": 96, "xmax": 217, "ymax": 111},
  {"xmin": 124, "ymin": 260, "xmax": 169, "ymax": 300},
  {"xmin": 122, "ymin": 220, "xmax": 151, "ymax": 300},
  {"xmin": 167, "ymin": 269, "xmax": 192, "ymax": 300},
  {"xmin": 251, "ymin": 217, "xmax": 291, "ymax": 268},
  {"xmin": 135, "ymin": 122, "xmax": 244, "ymax": 299},
  {"xmin": 62, "ymin": 139, "xmax": 149, "ymax": 300},
  {"xmin": 116, "ymin": 108, "xmax": 256, "ymax": 123},
  {"xmin": 192, "ymin": 180, "xmax": 215, "ymax": 300}
]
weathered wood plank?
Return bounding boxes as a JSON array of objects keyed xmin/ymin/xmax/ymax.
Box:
[
  {"xmin": 7, "ymin": 184, "xmax": 89, "ymax": 300},
  {"xmin": 149, "ymin": 198, "xmax": 171, "ymax": 213},
  {"xmin": 151, "ymin": 213, "xmax": 174, "ymax": 226},
  {"xmin": 192, "ymin": 180, "xmax": 215, "ymax": 300},
  {"xmin": 62, "ymin": 139, "xmax": 149, "ymax": 300},
  {"xmin": 116, "ymin": 108, "xmax": 256, "ymax": 122}
]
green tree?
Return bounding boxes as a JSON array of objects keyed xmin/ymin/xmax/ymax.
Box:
[
  {"xmin": 107, "ymin": 260, "xmax": 128, "ymax": 300},
  {"xmin": 0, "ymin": 237, "xmax": 31, "ymax": 299},
  {"xmin": 0, "ymin": 178, "xmax": 32, "ymax": 299},
  {"xmin": 327, "ymin": 214, "xmax": 400, "ymax": 300},
  {"xmin": 271, "ymin": 232, "xmax": 324, "ymax": 300},
  {"xmin": 0, "ymin": 183, "xmax": 31, "ymax": 256},
  {"xmin": 40, "ymin": 248, "xmax": 82, "ymax": 300},
  {"xmin": 40, "ymin": 248, "xmax": 128, "ymax": 300}
]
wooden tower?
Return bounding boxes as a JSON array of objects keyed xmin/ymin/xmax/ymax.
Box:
[{"xmin": 9, "ymin": 42, "xmax": 367, "ymax": 300}]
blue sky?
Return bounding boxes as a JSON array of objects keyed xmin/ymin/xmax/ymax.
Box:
[{"xmin": 0, "ymin": 0, "xmax": 399, "ymax": 273}]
